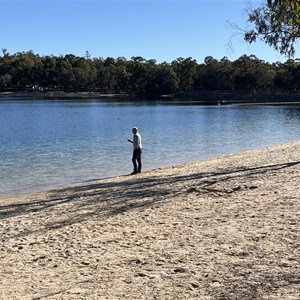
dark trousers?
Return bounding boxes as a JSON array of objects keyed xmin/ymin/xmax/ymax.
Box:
[{"xmin": 132, "ymin": 148, "xmax": 142, "ymax": 173}]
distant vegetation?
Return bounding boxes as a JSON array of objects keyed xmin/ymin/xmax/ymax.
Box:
[{"xmin": 0, "ymin": 49, "xmax": 300, "ymax": 98}]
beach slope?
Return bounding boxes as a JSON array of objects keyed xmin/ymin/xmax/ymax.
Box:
[{"xmin": 0, "ymin": 142, "xmax": 299, "ymax": 299}]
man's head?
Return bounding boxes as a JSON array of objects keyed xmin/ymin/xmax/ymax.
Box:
[{"xmin": 132, "ymin": 127, "xmax": 138, "ymax": 134}]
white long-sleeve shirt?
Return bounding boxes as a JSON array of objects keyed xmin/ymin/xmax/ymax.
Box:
[{"xmin": 133, "ymin": 132, "xmax": 142, "ymax": 150}]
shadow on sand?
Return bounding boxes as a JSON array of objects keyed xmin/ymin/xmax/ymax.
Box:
[{"xmin": 1, "ymin": 160, "xmax": 299, "ymax": 238}]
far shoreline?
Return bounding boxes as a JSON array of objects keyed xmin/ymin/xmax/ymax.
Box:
[{"xmin": 1, "ymin": 90, "xmax": 300, "ymax": 104}]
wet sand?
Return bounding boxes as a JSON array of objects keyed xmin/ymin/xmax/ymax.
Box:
[{"xmin": 0, "ymin": 141, "xmax": 299, "ymax": 299}]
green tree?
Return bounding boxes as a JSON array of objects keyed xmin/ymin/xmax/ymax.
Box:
[
  {"xmin": 273, "ymin": 59, "xmax": 299, "ymax": 90},
  {"xmin": 194, "ymin": 56, "xmax": 218, "ymax": 90},
  {"xmin": 127, "ymin": 57, "xmax": 148, "ymax": 95},
  {"xmin": 155, "ymin": 63, "xmax": 179, "ymax": 95},
  {"xmin": 114, "ymin": 57, "xmax": 130, "ymax": 93},
  {"xmin": 268, "ymin": 0, "xmax": 300, "ymax": 23},
  {"xmin": 0, "ymin": 49, "xmax": 12, "ymax": 89},
  {"xmin": 217, "ymin": 57, "xmax": 235, "ymax": 90},
  {"xmin": 233, "ymin": 55, "xmax": 263, "ymax": 91},
  {"xmin": 41, "ymin": 55, "xmax": 58, "ymax": 89},
  {"xmin": 9, "ymin": 51, "xmax": 42, "ymax": 89},
  {"xmin": 102, "ymin": 57, "xmax": 118, "ymax": 92},
  {"xmin": 171, "ymin": 57, "xmax": 197, "ymax": 93},
  {"xmin": 55, "ymin": 55, "xmax": 75, "ymax": 91},
  {"xmin": 245, "ymin": 0, "xmax": 300, "ymax": 56},
  {"xmin": 73, "ymin": 56, "xmax": 97, "ymax": 91}
]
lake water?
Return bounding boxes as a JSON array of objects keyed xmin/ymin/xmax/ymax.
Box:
[{"xmin": 1, "ymin": 98, "xmax": 300, "ymax": 199}]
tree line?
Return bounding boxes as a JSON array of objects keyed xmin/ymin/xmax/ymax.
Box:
[{"xmin": 0, "ymin": 49, "xmax": 300, "ymax": 97}]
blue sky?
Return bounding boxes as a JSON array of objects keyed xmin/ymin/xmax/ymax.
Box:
[{"xmin": 1, "ymin": 0, "xmax": 298, "ymax": 63}]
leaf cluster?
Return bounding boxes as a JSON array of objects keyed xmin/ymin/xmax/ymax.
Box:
[
  {"xmin": 268, "ymin": 0, "xmax": 300, "ymax": 24},
  {"xmin": 245, "ymin": 0, "xmax": 300, "ymax": 57}
]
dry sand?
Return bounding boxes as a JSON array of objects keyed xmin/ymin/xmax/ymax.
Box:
[{"xmin": 0, "ymin": 142, "xmax": 299, "ymax": 300}]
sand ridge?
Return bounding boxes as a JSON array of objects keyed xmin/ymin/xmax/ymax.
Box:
[{"xmin": 0, "ymin": 142, "xmax": 299, "ymax": 299}]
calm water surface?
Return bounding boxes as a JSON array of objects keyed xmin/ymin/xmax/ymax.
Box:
[{"xmin": 1, "ymin": 98, "xmax": 300, "ymax": 199}]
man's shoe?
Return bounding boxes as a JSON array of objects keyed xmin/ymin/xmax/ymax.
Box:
[{"xmin": 131, "ymin": 171, "xmax": 138, "ymax": 175}]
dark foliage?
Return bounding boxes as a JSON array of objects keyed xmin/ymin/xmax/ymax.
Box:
[
  {"xmin": 245, "ymin": 0, "xmax": 300, "ymax": 57},
  {"xmin": 1, "ymin": 49, "xmax": 300, "ymax": 96}
]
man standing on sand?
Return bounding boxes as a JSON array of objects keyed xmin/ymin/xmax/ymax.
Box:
[{"xmin": 127, "ymin": 127, "xmax": 142, "ymax": 175}]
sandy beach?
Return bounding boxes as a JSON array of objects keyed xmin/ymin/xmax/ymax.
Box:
[{"xmin": 0, "ymin": 142, "xmax": 299, "ymax": 299}]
